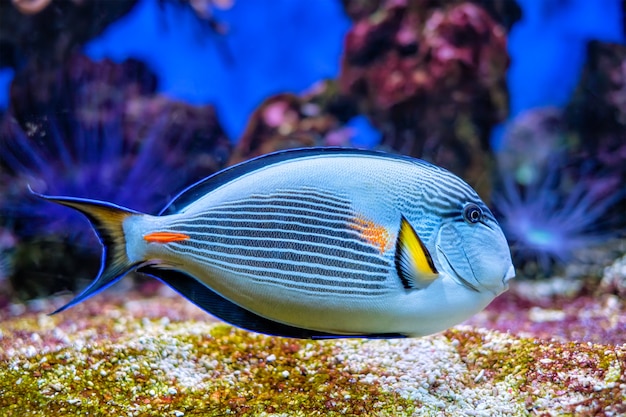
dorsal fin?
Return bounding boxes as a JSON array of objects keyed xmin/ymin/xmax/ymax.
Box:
[
  {"xmin": 395, "ymin": 216, "xmax": 439, "ymax": 290},
  {"xmin": 159, "ymin": 147, "xmax": 436, "ymax": 215}
]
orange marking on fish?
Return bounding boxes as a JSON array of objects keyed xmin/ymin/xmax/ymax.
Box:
[
  {"xmin": 143, "ymin": 232, "xmax": 190, "ymax": 244},
  {"xmin": 350, "ymin": 216, "xmax": 392, "ymax": 253}
]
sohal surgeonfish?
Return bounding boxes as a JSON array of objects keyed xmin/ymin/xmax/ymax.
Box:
[{"xmin": 36, "ymin": 148, "xmax": 515, "ymax": 339}]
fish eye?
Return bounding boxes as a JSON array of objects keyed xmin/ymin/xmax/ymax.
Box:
[{"xmin": 463, "ymin": 203, "xmax": 482, "ymax": 224}]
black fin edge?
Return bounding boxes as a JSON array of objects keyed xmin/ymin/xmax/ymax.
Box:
[
  {"xmin": 159, "ymin": 147, "xmax": 437, "ymax": 215},
  {"xmin": 29, "ymin": 189, "xmax": 139, "ymax": 314},
  {"xmin": 138, "ymin": 266, "xmax": 406, "ymax": 340}
]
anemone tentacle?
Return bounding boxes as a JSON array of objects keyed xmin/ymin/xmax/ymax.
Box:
[{"xmin": 492, "ymin": 160, "xmax": 625, "ymax": 275}]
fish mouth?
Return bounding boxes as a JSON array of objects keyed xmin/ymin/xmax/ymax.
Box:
[
  {"xmin": 502, "ymin": 264, "xmax": 516, "ymax": 288},
  {"xmin": 436, "ymin": 245, "xmax": 480, "ymax": 293}
]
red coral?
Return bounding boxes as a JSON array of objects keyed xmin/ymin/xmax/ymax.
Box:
[
  {"xmin": 338, "ymin": 1, "xmax": 511, "ymax": 197},
  {"xmin": 340, "ymin": 2, "xmax": 508, "ymax": 112}
]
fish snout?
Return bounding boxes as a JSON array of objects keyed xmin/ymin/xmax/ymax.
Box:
[
  {"xmin": 500, "ymin": 264, "xmax": 516, "ymax": 292},
  {"xmin": 436, "ymin": 221, "xmax": 514, "ymax": 296},
  {"xmin": 503, "ymin": 264, "xmax": 516, "ymax": 284}
]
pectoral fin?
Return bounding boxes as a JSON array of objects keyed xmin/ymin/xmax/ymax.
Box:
[{"xmin": 395, "ymin": 216, "xmax": 439, "ymax": 290}]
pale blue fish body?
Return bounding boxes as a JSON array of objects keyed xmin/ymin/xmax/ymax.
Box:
[{"xmin": 38, "ymin": 148, "xmax": 515, "ymax": 338}]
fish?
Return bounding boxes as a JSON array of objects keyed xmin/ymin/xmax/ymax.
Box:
[{"xmin": 34, "ymin": 147, "xmax": 515, "ymax": 339}]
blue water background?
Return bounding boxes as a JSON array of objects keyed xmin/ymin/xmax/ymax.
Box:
[{"xmin": 0, "ymin": 0, "xmax": 623, "ymax": 148}]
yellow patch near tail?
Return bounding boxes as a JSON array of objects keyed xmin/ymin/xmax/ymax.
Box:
[
  {"xmin": 350, "ymin": 216, "xmax": 392, "ymax": 253},
  {"xmin": 143, "ymin": 232, "xmax": 190, "ymax": 244}
]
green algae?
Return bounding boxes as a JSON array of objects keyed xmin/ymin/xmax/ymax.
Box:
[{"xmin": 0, "ymin": 321, "xmax": 417, "ymax": 416}]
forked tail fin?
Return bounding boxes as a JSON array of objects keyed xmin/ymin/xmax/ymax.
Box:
[{"xmin": 31, "ymin": 189, "xmax": 142, "ymax": 314}]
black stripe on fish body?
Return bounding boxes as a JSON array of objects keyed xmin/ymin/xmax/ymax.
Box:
[
  {"xmin": 175, "ymin": 242, "xmax": 391, "ymax": 279},
  {"xmin": 138, "ymin": 266, "xmax": 406, "ymax": 339},
  {"xmin": 208, "ymin": 193, "xmax": 356, "ymax": 220},
  {"xmin": 214, "ymin": 189, "xmax": 354, "ymax": 208},
  {"xmin": 216, "ymin": 192, "xmax": 354, "ymax": 212},
  {"xmin": 168, "ymin": 207, "xmax": 391, "ymax": 261},
  {"xmin": 282, "ymin": 185, "xmax": 356, "ymax": 202},
  {"xmin": 172, "ymin": 245, "xmax": 391, "ymax": 295},
  {"xmin": 174, "ymin": 212, "xmax": 356, "ymax": 239},
  {"xmin": 176, "ymin": 197, "xmax": 357, "ymax": 231},
  {"xmin": 162, "ymin": 185, "xmax": 401, "ymax": 295},
  {"xmin": 172, "ymin": 224, "xmax": 390, "ymax": 266},
  {"xmin": 221, "ymin": 268, "xmax": 389, "ymax": 294},
  {"xmin": 164, "ymin": 226, "xmax": 394, "ymax": 295},
  {"xmin": 211, "ymin": 203, "xmax": 354, "ymax": 218},
  {"xmin": 160, "ymin": 254, "xmax": 389, "ymax": 296},
  {"xmin": 175, "ymin": 241, "xmax": 390, "ymax": 275},
  {"xmin": 196, "ymin": 209, "xmax": 354, "ymax": 226},
  {"xmin": 159, "ymin": 147, "xmax": 430, "ymax": 215}
]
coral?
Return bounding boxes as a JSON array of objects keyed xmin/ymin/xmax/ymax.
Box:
[
  {"xmin": 565, "ymin": 41, "xmax": 626, "ymax": 182},
  {"xmin": 493, "ymin": 42, "xmax": 626, "ymax": 278},
  {"xmin": 599, "ymin": 254, "xmax": 626, "ymax": 298},
  {"xmin": 338, "ymin": 1, "xmax": 512, "ymax": 198},
  {"xmin": 0, "ymin": 54, "xmax": 231, "ymax": 300},
  {"xmin": 468, "ymin": 277, "xmax": 626, "ymax": 345},
  {"xmin": 2, "ymin": 54, "xmax": 230, "ymax": 233},
  {"xmin": 0, "ymin": 0, "xmax": 137, "ymax": 69},
  {"xmin": 230, "ymin": 94, "xmax": 316, "ymax": 164},
  {"xmin": 230, "ymin": 81, "xmax": 361, "ymax": 164},
  {"xmin": 9, "ymin": 54, "xmax": 157, "ymax": 128},
  {"xmin": 340, "ymin": 0, "xmax": 522, "ymax": 31},
  {"xmin": 11, "ymin": 0, "xmax": 55, "ymax": 15},
  {"xmin": 0, "ymin": 290, "xmax": 624, "ymax": 416}
]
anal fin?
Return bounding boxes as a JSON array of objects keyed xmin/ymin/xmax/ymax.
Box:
[{"xmin": 138, "ymin": 266, "xmax": 406, "ymax": 339}]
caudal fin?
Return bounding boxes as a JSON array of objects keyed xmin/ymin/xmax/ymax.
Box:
[{"xmin": 31, "ymin": 189, "xmax": 142, "ymax": 314}]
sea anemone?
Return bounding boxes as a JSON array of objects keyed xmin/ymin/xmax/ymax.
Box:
[
  {"xmin": 1, "ymin": 105, "xmax": 229, "ymax": 238},
  {"xmin": 1, "ymin": 53, "xmax": 230, "ymax": 236},
  {"xmin": 0, "ymin": 104, "xmax": 231, "ymax": 299},
  {"xmin": 492, "ymin": 155, "xmax": 625, "ymax": 277},
  {"xmin": 0, "ymin": 55, "xmax": 231, "ymax": 300}
]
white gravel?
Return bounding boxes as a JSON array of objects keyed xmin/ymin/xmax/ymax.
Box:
[{"xmin": 303, "ymin": 329, "xmax": 527, "ymax": 416}]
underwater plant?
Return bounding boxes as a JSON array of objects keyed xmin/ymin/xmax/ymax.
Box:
[{"xmin": 0, "ymin": 105, "xmax": 231, "ymax": 299}]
